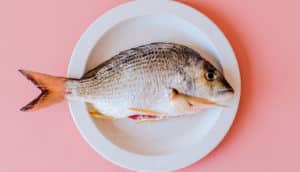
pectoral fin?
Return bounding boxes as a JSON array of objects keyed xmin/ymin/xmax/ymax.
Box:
[
  {"xmin": 170, "ymin": 89, "xmax": 226, "ymax": 113},
  {"xmin": 86, "ymin": 103, "xmax": 113, "ymax": 120}
]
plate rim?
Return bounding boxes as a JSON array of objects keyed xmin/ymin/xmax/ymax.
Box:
[{"xmin": 67, "ymin": 1, "xmax": 241, "ymax": 171}]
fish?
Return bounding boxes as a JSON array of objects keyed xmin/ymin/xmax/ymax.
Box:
[{"xmin": 19, "ymin": 42, "xmax": 234, "ymax": 121}]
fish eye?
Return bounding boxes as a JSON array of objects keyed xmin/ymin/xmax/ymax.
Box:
[{"xmin": 205, "ymin": 70, "xmax": 216, "ymax": 81}]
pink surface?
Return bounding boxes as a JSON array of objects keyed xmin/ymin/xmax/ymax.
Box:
[{"xmin": 1, "ymin": 0, "xmax": 299, "ymax": 171}]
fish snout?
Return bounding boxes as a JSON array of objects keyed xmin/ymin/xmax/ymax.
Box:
[
  {"xmin": 216, "ymin": 78, "xmax": 234, "ymax": 101},
  {"xmin": 221, "ymin": 77, "xmax": 234, "ymax": 94}
]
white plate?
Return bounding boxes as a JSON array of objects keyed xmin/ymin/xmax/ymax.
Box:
[{"xmin": 67, "ymin": 0, "xmax": 241, "ymax": 171}]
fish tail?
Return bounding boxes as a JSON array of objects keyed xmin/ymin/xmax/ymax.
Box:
[{"xmin": 19, "ymin": 69, "xmax": 68, "ymax": 112}]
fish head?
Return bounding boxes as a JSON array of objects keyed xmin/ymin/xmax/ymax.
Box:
[{"xmin": 195, "ymin": 60, "xmax": 234, "ymax": 101}]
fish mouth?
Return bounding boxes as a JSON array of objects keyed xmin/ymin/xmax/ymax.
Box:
[
  {"xmin": 217, "ymin": 88, "xmax": 234, "ymax": 101},
  {"xmin": 218, "ymin": 87, "xmax": 234, "ymax": 94}
]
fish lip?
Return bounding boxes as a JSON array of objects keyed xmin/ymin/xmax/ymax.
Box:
[{"xmin": 218, "ymin": 88, "xmax": 234, "ymax": 94}]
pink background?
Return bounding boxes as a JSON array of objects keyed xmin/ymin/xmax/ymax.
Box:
[{"xmin": 1, "ymin": 0, "xmax": 300, "ymax": 171}]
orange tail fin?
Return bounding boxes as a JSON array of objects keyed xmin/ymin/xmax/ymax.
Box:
[{"xmin": 19, "ymin": 70, "xmax": 67, "ymax": 112}]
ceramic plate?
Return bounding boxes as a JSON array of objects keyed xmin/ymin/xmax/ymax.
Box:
[{"xmin": 68, "ymin": 1, "xmax": 241, "ymax": 171}]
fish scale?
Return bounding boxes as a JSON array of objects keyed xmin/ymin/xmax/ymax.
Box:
[{"xmin": 80, "ymin": 49, "xmax": 180, "ymax": 97}]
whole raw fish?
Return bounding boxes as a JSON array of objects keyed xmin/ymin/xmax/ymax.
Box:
[{"xmin": 19, "ymin": 42, "xmax": 234, "ymax": 121}]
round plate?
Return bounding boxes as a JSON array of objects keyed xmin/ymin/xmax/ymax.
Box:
[{"xmin": 68, "ymin": 1, "xmax": 241, "ymax": 171}]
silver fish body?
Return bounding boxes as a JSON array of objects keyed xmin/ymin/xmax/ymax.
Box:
[{"xmin": 65, "ymin": 42, "xmax": 234, "ymax": 118}]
